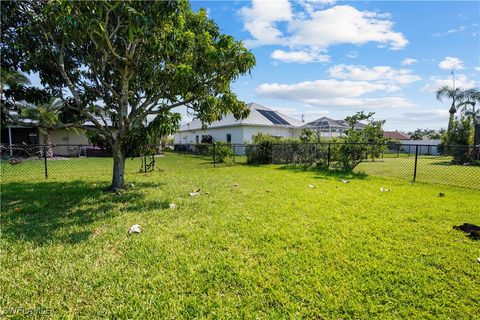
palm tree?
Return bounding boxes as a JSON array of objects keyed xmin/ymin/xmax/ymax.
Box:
[
  {"xmin": 458, "ymin": 88, "xmax": 480, "ymax": 147},
  {"xmin": 436, "ymin": 86, "xmax": 465, "ymax": 143},
  {"xmin": 22, "ymin": 97, "xmax": 64, "ymax": 157}
]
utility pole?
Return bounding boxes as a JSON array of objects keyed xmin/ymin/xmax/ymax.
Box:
[{"xmin": 452, "ymin": 69, "xmax": 455, "ymax": 91}]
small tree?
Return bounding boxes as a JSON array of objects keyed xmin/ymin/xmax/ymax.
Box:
[
  {"xmin": 21, "ymin": 97, "xmax": 64, "ymax": 157},
  {"xmin": 210, "ymin": 142, "xmax": 234, "ymax": 163},
  {"xmin": 447, "ymin": 116, "xmax": 474, "ymax": 164},
  {"xmin": 300, "ymin": 129, "xmax": 314, "ymax": 143},
  {"xmin": 338, "ymin": 112, "xmax": 385, "ymax": 170}
]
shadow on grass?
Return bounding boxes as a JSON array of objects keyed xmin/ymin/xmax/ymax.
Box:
[
  {"xmin": 0, "ymin": 180, "xmax": 169, "ymax": 246},
  {"xmin": 276, "ymin": 164, "xmax": 367, "ymax": 180}
]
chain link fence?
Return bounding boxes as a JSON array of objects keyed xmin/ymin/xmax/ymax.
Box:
[
  {"xmin": 0, "ymin": 144, "xmax": 166, "ymax": 182},
  {"xmin": 2, "ymin": 142, "xmax": 479, "ymax": 189},
  {"xmin": 174, "ymin": 142, "xmax": 479, "ymax": 189}
]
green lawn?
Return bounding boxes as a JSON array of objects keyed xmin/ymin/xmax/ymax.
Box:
[
  {"xmin": 355, "ymin": 155, "xmax": 480, "ymax": 188},
  {"xmin": 1, "ymin": 153, "xmax": 479, "ymax": 318}
]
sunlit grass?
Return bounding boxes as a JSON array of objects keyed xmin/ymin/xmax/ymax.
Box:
[{"xmin": 1, "ymin": 153, "xmax": 479, "ymax": 318}]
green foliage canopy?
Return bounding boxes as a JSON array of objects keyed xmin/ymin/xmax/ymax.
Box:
[{"xmin": 1, "ymin": 0, "xmax": 255, "ymax": 188}]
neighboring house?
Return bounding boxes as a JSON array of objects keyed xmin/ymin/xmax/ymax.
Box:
[
  {"xmin": 300, "ymin": 117, "xmax": 366, "ymax": 138},
  {"xmin": 174, "ymin": 103, "xmax": 304, "ymax": 144},
  {"xmin": 2, "ymin": 124, "xmax": 90, "ymax": 146},
  {"xmin": 1, "ymin": 116, "xmax": 116, "ymax": 146},
  {"xmin": 382, "ymin": 131, "xmax": 441, "ymax": 155},
  {"xmin": 1, "ymin": 118, "xmax": 115, "ymax": 157},
  {"xmin": 383, "ymin": 131, "xmax": 411, "ymax": 140}
]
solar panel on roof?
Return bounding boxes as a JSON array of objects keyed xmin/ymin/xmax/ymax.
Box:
[{"xmin": 257, "ymin": 109, "xmax": 290, "ymax": 125}]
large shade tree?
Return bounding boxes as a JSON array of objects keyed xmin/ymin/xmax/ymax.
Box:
[{"xmin": 1, "ymin": 0, "xmax": 255, "ymax": 189}]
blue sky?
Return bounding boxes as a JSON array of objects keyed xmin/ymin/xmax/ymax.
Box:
[{"xmin": 186, "ymin": 0, "xmax": 480, "ymax": 131}]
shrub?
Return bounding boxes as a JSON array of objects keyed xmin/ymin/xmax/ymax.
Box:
[
  {"xmin": 246, "ymin": 141, "xmax": 273, "ymax": 164},
  {"xmin": 210, "ymin": 142, "xmax": 234, "ymax": 163},
  {"xmin": 439, "ymin": 116, "xmax": 476, "ymax": 164},
  {"xmin": 194, "ymin": 143, "xmax": 210, "ymax": 156}
]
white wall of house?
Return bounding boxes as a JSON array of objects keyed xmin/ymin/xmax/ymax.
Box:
[
  {"xmin": 40, "ymin": 129, "xmax": 90, "ymax": 145},
  {"xmin": 174, "ymin": 126, "xmax": 245, "ymax": 144},
  {"xmin": 243, "ymin": 126, "xmax": 296, "ymax": 142},
  {"xmin": 291, "ymin": 129, "xmax": 343, "ymax": 139},
  {"xmin": 174, "ymin": 125, "xmax": 299, "ymax": 144},
  {"xmin": 398, "ymin": 139, "xmax": 442, "ymax": 155}
]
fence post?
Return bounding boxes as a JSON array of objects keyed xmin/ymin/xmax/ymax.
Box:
[
  {"xmin": 43, "ymin": 144, "xmax": 48, "ymax": 179},
  {"xmin": 397, "ymin": 144, "xmax": 400, "ymax": 157},
  {"xmin": 413, "ymin": 144, "xmax": 419, "ymax": 182},
  {"xmin": 213, "ymin": 142, "xmax": 216, "ymax": 168},
  {"xmin": 327, "ymin": 143, "xmax": 331, "ymax": 168},
  {"xmin": 143, "ymin": 155, "xmax": 147, "ymax": 173}
]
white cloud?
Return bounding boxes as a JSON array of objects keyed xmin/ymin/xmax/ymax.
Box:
[
  {"xmin": 420, "ymin": 74, "xmax": 477, "ymax": 92},
  {"xmin": 239, "ymin": 0, "xmax": 292, "ymax": 47},
  {"xmin": 438, "ymin": 57, "xmax": 465, "ymax": 70},
  {"xmin": 475, "ymin": 67, "xmax": 480, "ymax": 72},
  {"xmin": 256, "ymin": 79, "xmax": 415, "ymax": 108},
  {"xmin": 401, "ymin": 58, "xmax": 418, "ymax": 66},
  {"xmin": 271, "ymin": 50, "xmax": 330, "ymax": 63},
  {"xmin": 297, "ymin": 0, "xmax": 337, "ymax": 15},
  {"xmin": 274, "ymin": 106, "xmax": 330, "ymax": 121},
  {"xmin": 433, "ymin": 25, "xmax": 466, "ymax": 37},
  {"xmin": 240, "ymin": 1, "xmax": 408, "ymax": 58},
  {"xmin": 328, "ymin": 64, "xmax": 421, "ymax": 85},
  {"xmin": 346, "ymin": 51, "xmax": 358, "ymax": 58},
  {"xmin": 288, "ymin": 5, "xmax": 408, "ymax": 50},
  {"xmin": 401, "ymin": 109, "xmax": 449, "ymax": 122}
]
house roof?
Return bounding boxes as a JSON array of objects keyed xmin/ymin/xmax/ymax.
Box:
[
  {"xmin": 335, "ymin": 119, "xmax": 367, "ymax": 130},
  {"xmin": 302, "ymin": 117, "xmax": 367, "ymax": 130},
  {"xmin": 178, "ymin": 102, "xmax": 304, "ymax": 131},
  {"xmin": 302, "ymin": 117, "xmax": 348, "ymax": 130},
  {"xmin": 383, "ymin": 131, "xmax": 410, "ymax": 140}
]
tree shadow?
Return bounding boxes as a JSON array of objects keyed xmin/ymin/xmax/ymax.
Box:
[
  {"xmin": 0, "ymin": 180, "xmax": 169, "ymax": 246},
  {"xmin": 276, "ymin": 165, "xmax": 367, "ymax": 180},
  {"xmin": 429, "ymin": 161, "xmax": 454, "ymax": 166},
  {"xmin": 453, "ymin": 223, "xmax": 480, "ymax": 241}
]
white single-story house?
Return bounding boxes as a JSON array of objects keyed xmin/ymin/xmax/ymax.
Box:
[
  {"xmin": 173, "ymin": 103, "xmax": 304, "ymax": 144},
  {"xmin": 174, "ymin": 103, "xmax": 368, "ymax": 144}
]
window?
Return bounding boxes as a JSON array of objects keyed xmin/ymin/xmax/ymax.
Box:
[
  {"xmin": 226, "ymin": 133, "xmax": 232, "ymax": 143},
  {"xmin": 195, "ymin": 135, "xmax": 199, "ymax": 144},
  {"xmin": 201, "ymin": 135, "xmax": 213, "ymax": 144}
]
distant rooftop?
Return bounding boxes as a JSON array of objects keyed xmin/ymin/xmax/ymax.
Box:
[
  {"xmin": 302, "ymin": 117, "xmax": 366, "ymax": 130},
  {"xmin": 383, "ymin": 131, "xmax": 410, "ymax": 140}
]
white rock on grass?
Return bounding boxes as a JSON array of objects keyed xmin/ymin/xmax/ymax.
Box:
[
  {"xmin": 128, "ymin": 224, "xmax": 141, "ymax": 235},
  {"xmin": 189, "ymin": 188, "xmax": 201, "ymax": 197},
  {"xmin": 380, "ymin": 187, "xmax": 390, "ymax": 192},
  {"xmin": 169, "ymin": 203, "xmax": 177, "ymax": 209},
  {"xmin": 308, "ymin": 184, "xmax": 316, "ymax": 188},
  {"xmin": 339, "ymin": 179, "xmax": 349, "ymax": 183}
]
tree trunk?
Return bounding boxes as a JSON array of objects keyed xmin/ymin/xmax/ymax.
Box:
[
  {"xmin": 111, "ymin": 144, "xmax": 125, "ymax": 190},
  {"xmin": 446, "ymin": 111, "xmax": 455, "ymax": 144},
  {"xmin": 43, "ymin": 129, "xmax": 53, "ymax": 157}
]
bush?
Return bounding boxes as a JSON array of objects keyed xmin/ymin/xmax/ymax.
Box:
[
  {"xmin": 439, "ymin": 116, "xmax": 476, "ymax": 164},
  {"xmin": 246, "ymin": 141, "xmax": 273, "ymax": 164},
  {"xmin": 210, "ymin": 142, "xmax": 234, "ymax": 163},
  {"xmin": 193, "ymin": 143, "xmax": 210, "ymax": 156}
]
